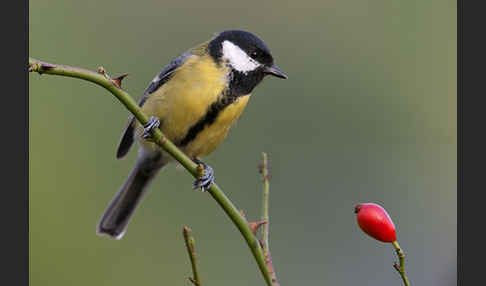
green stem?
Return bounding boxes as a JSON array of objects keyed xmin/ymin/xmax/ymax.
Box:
[
  {"xmin": 28, "ymin": 57, "xmax": 273, "ymax": 286},
  {"xmin": 261, "ymin": 152, "xmax": 270, "ymax": 247},
  {"xmin": 392, "ymin": 241, "xmax": 411, "ymax": 286},
  {"xmin": 260, "ymin": 152, "xmax": 279, "ymax": 286},
  {"xmin": 183, "ymin": 227, "xmax": 201, "ymax": 286}
]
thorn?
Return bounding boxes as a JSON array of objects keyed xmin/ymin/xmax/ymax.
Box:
[
  {"xmin": 258, "ymin": 163, "xmax": 264, "ymax": 173},
  {"xmin": 248, "ymin": 220, "xmax": 267, "ymax": 235},
  {"xmin": 239, "ymin": 209, "xmax": 246, "ymax": 218},
  {"xmin": 393, "ymin": 262, "xmax": 400, "ymax": 272},
  {"xmin": 188, "ymin": 277, "xmax": 198, "ymax": 286},
  {"xmin": 259, "ymin": 239, "xmax": 265, "ymax": 248},
  {"xmin": 112, "ymin": 73, "xmax": 129, "ymax": 88}
]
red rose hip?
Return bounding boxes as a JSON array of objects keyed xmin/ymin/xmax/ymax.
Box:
[{"xmin": 354, "ymin": 203, "xmax": 397, "ymax": 243}]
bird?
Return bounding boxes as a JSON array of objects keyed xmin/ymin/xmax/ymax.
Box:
[{"xmin": 96, "ymin": 30, "xmax": 287, "ymax": 239}]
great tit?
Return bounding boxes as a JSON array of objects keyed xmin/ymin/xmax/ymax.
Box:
[{"xmin": 97, "ymin": 30, "xmax": 287, "ymax": 239}]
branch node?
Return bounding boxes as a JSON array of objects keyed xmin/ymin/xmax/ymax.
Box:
[
  {"xmin": 96, "ymin": 66, "xmax": 128, "ymax": 89},
  {"xmin": 29, "ymin": 61, "xmax": 55, "ymax": 74},
  {"xmin": 97, "ymin": 66, "xmax": 106, "ymax": 75}
]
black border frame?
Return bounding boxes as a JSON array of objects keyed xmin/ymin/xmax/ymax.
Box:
[
  {"xmin": 4, "ymin": 0, "xmax": 29, "ymax": 285},
  {"xmin": 459, "ymin": 0, "xmax": 486, "ymax": 285}
]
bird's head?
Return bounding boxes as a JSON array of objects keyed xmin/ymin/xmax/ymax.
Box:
[{"xmin": 209, "ymin": 30, "xmax": 287, "ymax": 95}]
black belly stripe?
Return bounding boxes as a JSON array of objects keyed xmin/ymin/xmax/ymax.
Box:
[{"xmin": 178, "ymin": 95, "xmax": 237, "ymax": 147}]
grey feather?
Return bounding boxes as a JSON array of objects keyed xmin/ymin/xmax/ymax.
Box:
[
  {"xmin": 143, "ymin": 52, "xmax": 191, "ymax": 96},
  {"xmin": 97, "ymin": 150, "xmax": 168, "ymax": 239}
]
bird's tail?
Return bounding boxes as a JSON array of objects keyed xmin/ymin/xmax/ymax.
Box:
[{"xmin": 97, "ymin": 150, "xmax": 166, "ymax": 239}]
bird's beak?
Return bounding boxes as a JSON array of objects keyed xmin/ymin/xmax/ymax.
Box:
[{"xmin": 264, "ymin": 64, "xmax": 288, "ymax": 79}]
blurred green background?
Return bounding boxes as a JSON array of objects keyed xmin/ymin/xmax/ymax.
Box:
[{"xmin": 29, "ymin": 0, "xmax": 456, "ymax": 285}]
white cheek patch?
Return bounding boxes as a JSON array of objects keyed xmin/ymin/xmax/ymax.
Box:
[{"xmin": 222, "ymin": 40, "xmax": 261, "ymax": 73}]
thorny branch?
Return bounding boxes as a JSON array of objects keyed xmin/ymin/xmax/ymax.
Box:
[{"xmin": 28, "ymin": 57, "xmax": 276, "ymax": 286}]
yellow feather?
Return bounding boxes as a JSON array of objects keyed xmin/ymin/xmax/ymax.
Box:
[
  {"xmin": 184, "ymin": 95, "xmax": 250, "ymax": 157},
  {"xmin": 137, "ymin": 53, "xmax": 250, "ymax": 158}
]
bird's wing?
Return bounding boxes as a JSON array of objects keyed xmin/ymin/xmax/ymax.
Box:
[
  {"xmin": 141, "ymin": 52, "xmax": 192, "ymax": 99},
  {"xmin": 116, "ymin": 53, "xmax": 192, "ymax": 159}
]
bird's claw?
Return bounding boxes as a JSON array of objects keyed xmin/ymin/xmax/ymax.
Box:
[
  {"xmin": 193, "ymin": 160, "xmax": 214, "ymax": 192},
  {"xmin": 142, "ymin": 116, "xmax": 160, "ymax": 139}
]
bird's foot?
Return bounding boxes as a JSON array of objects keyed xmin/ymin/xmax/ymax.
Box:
[
  {"xmin": 193, "ymin": 158, "xmax": 214, "ymax": 192},
  {"xmin": 142, "ymin": 116, "xmax": 160, "ymax": 139}
]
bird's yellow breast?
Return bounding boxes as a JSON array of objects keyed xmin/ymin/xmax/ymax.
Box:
[
  {"xmin": 138, "ymin": 53, "xmax": 251, "ymax": 158},
  {"xmin": 183, "ymin": 94, "xmax": 250, "ymax": 158}
]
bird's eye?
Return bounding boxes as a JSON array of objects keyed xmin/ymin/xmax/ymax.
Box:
[{"xmin": 250, "ymin": 51, "xmax": 258, "ymax": 58}]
